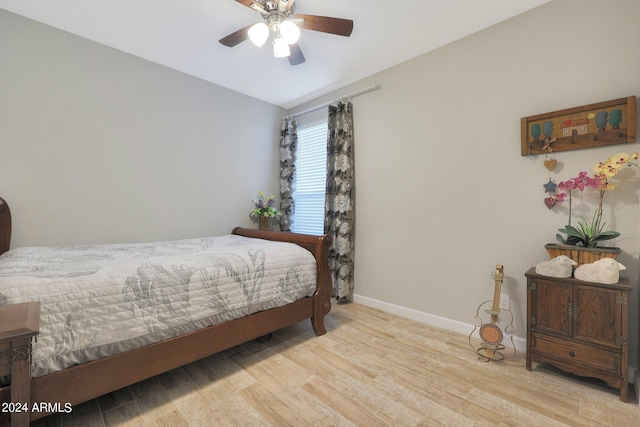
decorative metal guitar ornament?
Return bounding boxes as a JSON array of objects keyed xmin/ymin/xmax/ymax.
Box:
[{"xmin": 469, "ymin": 265, "xmax": 516, "ymax": 362}]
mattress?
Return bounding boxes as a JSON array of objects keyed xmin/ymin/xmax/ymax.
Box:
[{"xmin": 0, "ymin": 235, "xmax": 317, "ymax": 378}]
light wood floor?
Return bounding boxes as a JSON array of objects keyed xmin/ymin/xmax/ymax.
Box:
[{"xmin": 31, "ymin": 302, "xmax": 639, "ymax": 426}]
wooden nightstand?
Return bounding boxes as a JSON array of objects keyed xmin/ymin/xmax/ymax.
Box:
[
  {"xmin": 0, "ymin": 302, "xmax": 40, "ymax": 426},
  {"xmin": 525, "ymin": 268, "xmax": 630, "ymax": 402}
]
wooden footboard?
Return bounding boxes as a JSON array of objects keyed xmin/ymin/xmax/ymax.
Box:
[
  {"xmin": 0, "ymin": 198, "xmax": 10, "ymax": 255},
  {"xmin": 232, "ymin": 227, "xmax": 333, "ymax": 335},
  {"xmin": 0, "ymin": 225, "xmax": 332, "ymax": 425}
]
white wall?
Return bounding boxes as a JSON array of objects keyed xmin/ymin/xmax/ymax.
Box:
[
  {"xmin": 0, "ymin": 10, "xmax": 284, "ymax": 247},
  {"xmin": 289, "ymin": 0, "xmax": 640, "ymax": 371}
]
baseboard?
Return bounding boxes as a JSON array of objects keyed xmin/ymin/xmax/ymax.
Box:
[{"xmin": 352, "ymin": 294, "xmax": 526, "ymax": 354}]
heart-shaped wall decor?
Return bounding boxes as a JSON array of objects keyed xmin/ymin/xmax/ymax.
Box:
[
  {"xmin": 544, "ymin": 159, "xmax": 557, "ymax": 171},
  {"xmin": 544, "ymin": 197, "xmax": 556, "ymax": 209}
]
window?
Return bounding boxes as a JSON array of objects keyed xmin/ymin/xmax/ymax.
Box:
[{"xmin": 292, "ymin": 122, "xmax": 327, "ymax": 235}]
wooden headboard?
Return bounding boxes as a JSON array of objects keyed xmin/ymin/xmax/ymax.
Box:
[{"xmin": 0, "ymin": 197, "xmax": 11, "ymax": 255}]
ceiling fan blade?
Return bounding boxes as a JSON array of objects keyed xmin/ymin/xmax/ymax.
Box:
[
  {"xmin": 295, "ymin": 14, "xmax": 353, "ymax": 37},
  {"xmin": 288, "ymin": 43, "xmax": 305, "ymax": 65},
  {"xmin": 219, "ymin": 24, "xmax": 253, "ymax": 47},
  {"xmin": 234, "ymin": 0, "xmax": 267, "ymax": 14},
  {"xmin": 234, "ymin": 0, "xmax": 257, "ymax": 8}
]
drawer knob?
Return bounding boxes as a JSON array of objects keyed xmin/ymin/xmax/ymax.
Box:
[{"xmin": 569, "ymin": 350, "xmax": 575, "ymax": 358}]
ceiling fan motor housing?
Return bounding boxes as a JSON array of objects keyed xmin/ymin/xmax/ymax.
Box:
[
  {"xmin": 266, "ymin": 13, "xmax": 287, "ymax": 32},
  {"xmin": 255, "ymin": 0, "xmax": 296, "ymax": 17}
]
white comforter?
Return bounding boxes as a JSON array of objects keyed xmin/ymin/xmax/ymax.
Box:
[{"xmin": 0, "ymin": 235, "xmax": 316, "ymax": 378}]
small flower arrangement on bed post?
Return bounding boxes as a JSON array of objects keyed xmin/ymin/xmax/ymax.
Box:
[
  {"xmin": 550, "ymin": 152, "xmax": 638, "ymax": 249},
  {"xmin": 250, "ymin": 192, "xmax": 279, "ymax": 231}
]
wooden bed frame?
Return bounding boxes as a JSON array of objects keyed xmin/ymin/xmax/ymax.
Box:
[{"xmin": 0, "ymin": 197, "xmax": 332, "ymax": 425}]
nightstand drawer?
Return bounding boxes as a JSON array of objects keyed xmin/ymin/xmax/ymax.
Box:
[{"xmin": 531, "ymin": 333, "xmax": 620, "ymax": 373}]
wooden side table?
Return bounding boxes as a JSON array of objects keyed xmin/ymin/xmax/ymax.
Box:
[
  {"xmin": 0, "ymin": 302, "xmax": 40, "ymax": 427},
  {"xmin": 525, "ymin": 269, "xmax": 630, "ymax": 402}
]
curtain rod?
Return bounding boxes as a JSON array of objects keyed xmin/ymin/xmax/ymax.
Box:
[{"xmin": 284, "ymin": 83, "xmax": 381, "ymax": 120}]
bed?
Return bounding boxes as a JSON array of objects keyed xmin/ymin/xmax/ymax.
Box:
[{"xmin": 0, "ymin": 197, "xmax": 332, "ymax": 425}]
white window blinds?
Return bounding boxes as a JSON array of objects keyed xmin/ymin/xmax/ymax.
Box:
[{"xmin": 292, "ymin": 122, "xmax": 327, "ymax": 235}]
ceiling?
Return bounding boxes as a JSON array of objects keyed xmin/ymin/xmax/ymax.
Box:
[{"xmin": 0, "ymin": 0, "xmax": 550, "ymax": 109}]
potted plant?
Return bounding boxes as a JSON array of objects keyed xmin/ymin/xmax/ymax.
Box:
[
  {"xmin": 250, "ymin": 192, "xmax": 279, "ymax": 230},
  {"xmin": 545, "ymin": 152, "xmax": 638, "ymax": 265}
]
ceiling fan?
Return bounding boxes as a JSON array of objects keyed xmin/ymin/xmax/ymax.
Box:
[{"xmin": 219, "ymin": 0, "xmax": 354, "ymax": 66}]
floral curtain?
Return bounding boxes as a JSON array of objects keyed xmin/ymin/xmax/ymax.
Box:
[
  {"xmin": 279, "ymin": 117, "xmax": 297, "ymax": 232},
  {"xmin": 325, "ymin": 101, "xmax": 355, "ymax": 301}
]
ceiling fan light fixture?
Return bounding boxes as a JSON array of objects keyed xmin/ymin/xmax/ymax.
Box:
[
  {"xmin": 273, "ymin": 37, "xmax": 290, "ymax": 57},
  {"xmin": 279, "ymin": 20, "xmax": 300, "ymax": 44},
  {"xmin": 219, "ymin": 0, "xmax": 354, "ymax": 66},
  {"xmin": 248, "ymin": 22, "xmax": 269, "ymax": 47}
]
